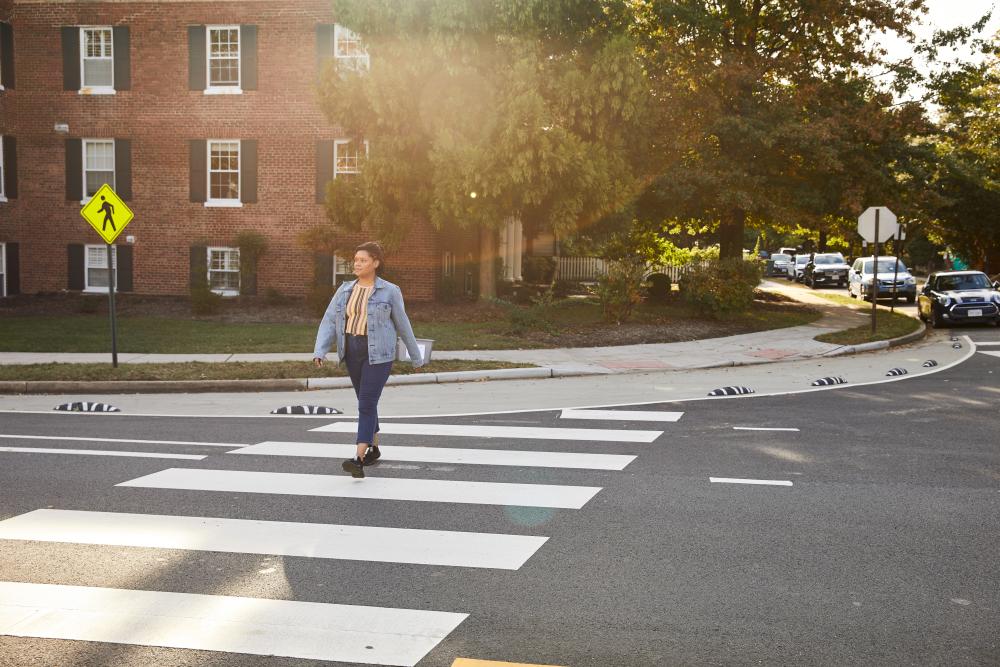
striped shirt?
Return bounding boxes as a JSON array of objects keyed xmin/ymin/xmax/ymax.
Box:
[{"xmin": 345, "ymin": 285, "xmax": 373, "ymax": 336}]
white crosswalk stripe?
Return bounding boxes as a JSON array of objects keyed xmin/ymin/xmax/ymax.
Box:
[
  {"xmin": 0, "ymin": 581, "xmax": 467, "ymax": 666},
  {"xmin": 2, "ymin": 414, "xmax": 671, "ymax": 664},
  {"xmin": 0, "ymin": 509, "xmax": 547, "ymax": 570},
  {"xmin": 232, "ymin": 441, "xmax": 636, "ymax": 470},
  {"xmin": 117, "ymin": 468, "xmax": 602, "ymax": 509},
  {"xmin": 312, "ymin": 421, "xmax": 663, "ymax": 442}
]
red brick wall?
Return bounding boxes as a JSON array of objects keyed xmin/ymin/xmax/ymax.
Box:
[{"xmin": 0, "ymin": 0, "xmax": 442, "ymax": 300}]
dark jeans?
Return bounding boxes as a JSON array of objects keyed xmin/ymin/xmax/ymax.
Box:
[{"xmin": 344, "ymin": 334, "xmax": 393, "ymax": 446}]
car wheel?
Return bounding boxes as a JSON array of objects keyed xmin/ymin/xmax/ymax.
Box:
[{"xmin": 906, "ymin": 295, "xmax": 915, "ymax": 305}]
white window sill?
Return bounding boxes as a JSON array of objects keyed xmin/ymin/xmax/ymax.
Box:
[
  {"xmin": 205, "ymin": 200, "xmax": 243, "ymax": 208},
  {"xmin": 0, "ymin": 196, "xmax": 7, "ymax": 203},
  {"xmin": 204, "ymin": 87, "xmax": 243, "ymax": 95},
  {"xmin": 211, "ymin": 290, "xmax": 240, "ymax": 297},
  {"xmin": 83, "ymin": 288, "xmax": 117, "ymax": 294},
  {"xmin": 79, "ymin": 87, "xmax": 117, "ymax": 95}
]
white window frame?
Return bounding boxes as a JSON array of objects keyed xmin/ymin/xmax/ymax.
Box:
[
  {"xmin": 205, "ymin": 139, "xmax": 242, "ymax": 207},
  {"xmin": 205, "ymin": 25, "xmax": 242, "ymax": 94},
  {"xmin": 333, "ymin": 139, "xmax": 369, "ymax": 178},
  {"xmin": 442, "ymin": 251, "xmax": 455, "ymax": 278},
  {"xmin": 0, "ymin": 241, "xmax": 6, "ymax": 297},
  {"xmin": 84, "ymin": 243, "xmax": 117, "ymax": 294},
  {"xmin": 81, "ymin": 138, "xmax": 115, "ymax": 204},
  {"xmin": 332, "ymin": 253, "xmax": 352, "ymax": 286},
  {"xmin": 0, "ymin": 136, "xmax": 6, "ymax": 203},
  {"xmin": 207, "ymin": 246, "xmax": 240, "ymax": 296},
  {"xmin": 79, "ymin": 26, "xmax": 116, "ymax": 95},
  {"xmin": 334, "ymin": 24, "xmax": 370, "ymax": 72}
]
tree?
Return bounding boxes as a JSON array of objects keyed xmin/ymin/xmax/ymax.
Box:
[
  {"xmin": 319, "ymin": 0, "xmax": 655, "ymax": 298},
  {"xmin": 632, "ymin": 0, "xmax": 929, "ymax": 259}
]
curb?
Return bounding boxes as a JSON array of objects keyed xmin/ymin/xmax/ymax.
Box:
[
  {"xmin": 0, "ymin": 366, "xmax": 585, "ymax": 395},
  {"xmin": 821, "ymin": 320, "xmax": 927, "ymax": 357}
]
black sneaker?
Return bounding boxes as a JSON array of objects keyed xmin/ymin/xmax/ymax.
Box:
[
  {"xmin": 364, "ymin": 445, "xmax": 381, "ymax": 465},
  {"xmin": 342, "ymin": 456, "xmax": 365, "ymax": 479}
]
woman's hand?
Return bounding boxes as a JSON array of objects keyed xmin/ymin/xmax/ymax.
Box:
[{"xmin": 313, "ymin": 357, "xmax": 324, "ymax": 368}]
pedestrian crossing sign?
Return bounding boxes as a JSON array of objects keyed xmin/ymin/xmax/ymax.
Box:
[{"xmin": 80, "ymin": 183, "xmax": 134, "ymax": 244}]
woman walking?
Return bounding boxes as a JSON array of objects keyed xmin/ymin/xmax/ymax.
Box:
[{"xmin": 313, "ymin": 242, "xmax": 426, "ymax": 478}]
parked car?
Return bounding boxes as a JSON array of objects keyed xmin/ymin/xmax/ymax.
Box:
[
  {"xmin": 787, "ymin": 254, "xmax": 810, "ymax": 282},
  {"xmin": 777, "ymin": 246, "xmax": 799, "ymax": 257},
  {"xmin": 803, "ymin": 253, "xmax": 851, "ymax": 288},
  {"xmin": 917, "ymin": 270, "xmax": 1000, "ymax": 327},
  {"xmin": 766, "ymin": 253, "xmax": 793, "ymax": 277},
  {"xmin": 847, "ymin": 256, "xmax": 917, "ymax": 303}
]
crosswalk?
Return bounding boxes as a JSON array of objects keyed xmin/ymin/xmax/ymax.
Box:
[{"xmin": 0, "ymin": 409, "xmax": 680, "ymax": 665}]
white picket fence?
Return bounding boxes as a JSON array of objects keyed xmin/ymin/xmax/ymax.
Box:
[{"xmin": 556, "ymin": 257, "xmax": 710, "ymax": 282}]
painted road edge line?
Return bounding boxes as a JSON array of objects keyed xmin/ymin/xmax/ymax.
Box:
[
  {"xmin": 709, "ymin": 477, "xmax": 793, "ymax": 486},
  {"xmin": 0, "ymin": 434, "xmax": 243, "ymax": 448},
  {"xmin": 732, "ymin": 427, "xmax": 800, "ymax": 432}
]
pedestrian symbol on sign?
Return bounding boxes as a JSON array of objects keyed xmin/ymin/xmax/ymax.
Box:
[{"xmin": 80, "ymin": 183, "xmax": 134, "ymax": 244}]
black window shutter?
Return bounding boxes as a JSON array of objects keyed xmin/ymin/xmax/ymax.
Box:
[
  {"xmin": 189, "ymin": 139, "xmax": 206, "ymax": 202},
  {"xmin": 112, "ymin": 26, "xmax": 130, "ymax": 90},
  {"xmin": 62, "ymin": 27, "xmax": 80, "ymax": 91},
  {"xmin": 316, "ymin": 24, "xmax": 334, "ymax": 79},
  {"xmin": 188, "ymin": 26, "xmax": 206, "ymax": 90},
  {"xmin": 2, "ymin": 136, "xmax": 15, "ymax": 198},
  {"xmin": 65, "ymin": 138, "xmax": 82, "ymax": 201},
  {"xmin": 314, "ymin": 253, "xmax": 334, "ymax": 286},
  {"xmin": 116, "ymin": 244, "xmax": 133, "ymax": 292},
  {"xmin": 5, "ymin": 243, "xmax": 19, "ymax": 295},
  {"xmin": 190, "ymin": 245, "xmax": 207, "ymax": 288},
  {"xmin": 115, "ymin": 139, "xmax": 132, "ymax": 200},
  {"xmin": 0, "ymin": 22, "xmax": 14, "ymax": 89},
  {"xmin": 316, "ymin": 140, "xmax": 334, "ymax": 204},
  {"xmin": 241, "ymin": 256, "xmax": 257, "ymax": 296},
  {"xmin": 240, "ymin": 139, "xmax": 257, "ymax": 203},
  {"xmin": 67, "ymin": 244, "xmax": 85, "ymax": 291},
  {"xmin": 240, "ymin": 25, "xmax": 257, "ymax": 90}
]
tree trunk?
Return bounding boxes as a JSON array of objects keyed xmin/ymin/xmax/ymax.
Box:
[
  {"xmin": 818, "ymin": 229, "xmax": 828, "ymax": 252},
  {"xmin": 478, "ymin": 226, "xmax": 497, "ymax": 300},
  {"xmin": 719, "ymin": 209, "xmax": 745, "ymax": 260}
]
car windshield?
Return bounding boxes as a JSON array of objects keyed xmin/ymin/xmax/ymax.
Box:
[
  {"xmin": 771, "ymin": 254, "xmax": 790, "ymax": 261},
  {"xmin": 795, "ymin": 256, "xmax": 809, "ymax": 265},
  {"xmin": 937, "ymin": 274, "xmax": 991, "ymax": 291},
  {"xmin": 813, "ymin": 255, "xmax": 842, "ymax": 265},
  {"xmin": 863, "ymin": 260, "xmax": 906, "ymax": 273}
]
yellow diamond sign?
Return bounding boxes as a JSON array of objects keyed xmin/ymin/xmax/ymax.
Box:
[{"xmin": 80, "ymin": 183, "xmax": 134, "ymax": 244}]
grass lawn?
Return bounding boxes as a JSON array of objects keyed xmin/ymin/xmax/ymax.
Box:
[
  {"xmin": 0, "ymin": 359, "xmax": 533, "ymax": 382},
  {"xmin": 0, "ymin": 297, "xmax": 821, "ymax": 353},
  {"xmin": 814, "ymin": 310, "xmax": 921, "ymax": 345}
]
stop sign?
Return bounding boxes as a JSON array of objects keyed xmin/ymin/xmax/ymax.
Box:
[{"xmin": 858, "ymin": 206, "xmax": 898, "ymax": 243}]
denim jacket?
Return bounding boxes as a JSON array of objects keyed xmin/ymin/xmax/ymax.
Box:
[{"xmin": 313, "ymin": 276, "xmax": 426, "ymax": 367}]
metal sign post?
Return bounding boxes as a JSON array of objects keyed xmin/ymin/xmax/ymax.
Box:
[
  {"xmin": 890, "ymin": 224, "xmax": 905, "ymax": 314},
  {"xmin": 106, "ymin": 243, "xmax": 119, "ymax": 368},
  {"xmin": 872, "ymin": 209, "xmax": 879, "ymax": 335}
]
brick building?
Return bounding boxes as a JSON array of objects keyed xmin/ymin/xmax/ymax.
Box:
[{"xmin": 0, "ymin": 0, "xmax": 475, "ymax": 301}]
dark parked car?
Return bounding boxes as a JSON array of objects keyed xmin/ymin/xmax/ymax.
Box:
[
  {"xmin": 766, "ymin": 253, "xmax": 793, "ymax": 277},
  {"xmin": 803, "ymin": 253, "xmax": 851, "ymax": 288},
  {"xmin": 917, "ymin": 271, "xmax": 1000, "ymax": 328}
]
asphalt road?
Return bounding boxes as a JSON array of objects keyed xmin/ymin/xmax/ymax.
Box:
[{"xmin": 1, "ymin": 328, "xmax": 998, "ymax": 666}]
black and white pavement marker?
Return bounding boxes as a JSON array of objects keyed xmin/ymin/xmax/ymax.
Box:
[
  {"xmin": 922, "ymin": 360, "xmax": 939, "ymax": 367},
  {"xmin": 953, "ymin": 343, "xmax": 963, "ymax": 349},
  {"xmin": 707, "ymin": 386, "xmax": 755, "ymax": 397},
  {"xmin": 885, "ymin": 368, "xmax": 908, "ymax": 377},
  {"xmin": 270, "ymin": 405, "xmax": 342, "ymax": 415},
  {"xmin": 53, "ymin": 402, "xmax": 120, "ymax": 412},
  {"xmin": 810, "ymin": 376, "xmax": 847, "ymax": 386}
]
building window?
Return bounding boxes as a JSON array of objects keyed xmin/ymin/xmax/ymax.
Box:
[
  {"xmin": 334, "ymin": 25, "xmax": 369, "ymax": 71},
  {"xmin": 332, "ymin": 253, "xmax": 352, "ymax": 286},
  {"xmin": 84, "ymin": 139, "xmax": 115, "ymax": 199},
  {"xmin": 442, "ymin": 251, "xmax": 455, "ymax": 278},
  {"xmin": 81, "ymin": 27, "xmax": 114, "ymax": 90},
  {"xmin": 208, "ymin": 26, "xmax": 240, "ymax": 89},
  {"xmin": 207, "ymin": 140, "xmax": 240, "ymax": 205},
  {"xmin": 85, "ymin": 244, "xmax": 117, "ymax": 292},
  {"xmin": 208, "ymin": 247, "xmax": 240, "ymax": 295},
  {"xmin": 334, "ymin": 139, "xmax": 368, "ymax": 177}
]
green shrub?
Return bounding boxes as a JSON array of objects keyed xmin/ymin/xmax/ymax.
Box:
[
  {"xmin": 592, "ymin": 260, "xmax": 646, "ymax": 324},
  {"xmin": 190, "ymin": 286, "xmax": 222, "ymax": 315},
  {"xmin": 522, "ymin": 256, "xmax": 556, "ymax": 283},
  {"xmin": 553, "ymin": 279, "xmax": 583, "ymax": 298},
  {"xmin": 307, "ymin": 284, "xmax": 337, "ymax": 318},
  {"xmin": 643, "ymin": 274, "xmax": 672, "ymax": 303},
  {"xmin": 678, "ymin": 259, "xmax": 762, "ymax": 317},
  {"xmin": 439, "ymin": 276, "xmax": 462, "ymax": 303}
]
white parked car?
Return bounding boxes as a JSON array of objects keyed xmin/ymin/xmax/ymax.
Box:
[
  {"xmin": 847, "ymin": 256, "xmax": 917, "ymax": 303},
  {"xmin": 787, "ymin": 254, "xmax": 810, "ymax": 282}
]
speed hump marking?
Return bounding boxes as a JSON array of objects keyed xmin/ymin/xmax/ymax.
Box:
[{"xmin": 80, "ymin": 183, "xmax": 134, "ymax": 244}]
